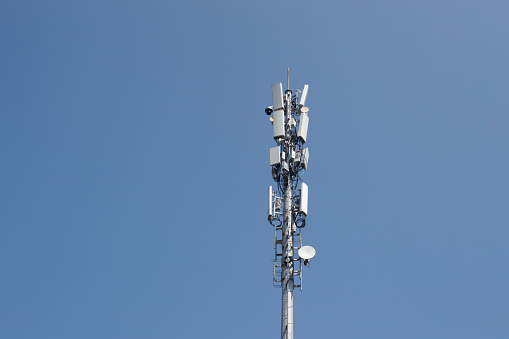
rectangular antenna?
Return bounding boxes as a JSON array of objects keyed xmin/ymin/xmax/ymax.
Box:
[
  {"xmin": 300, "ymin": 182, "xmax": 308, "ymax": 216},
  {"xmin": 270, "ymin": 146, "xmax": 281, "ymax": 165},
  {"xmin": 301, "ymin": 148, "xmax": 309, "ymax": 170},
  {"xmin": 299, "ymin": 84, "xmax": 309, "ymax": 107},
  {"xmin": 272, "ymin": 83, "xmax": 284, "ymax": 110},
  {"xmin": 268, "ymin": 186, "xmax": 273, "ymax": 217},
  {"xmin": 298, "ymin": 113, "xmax": 309, "ymax": 143},
  {"xmin": 273, "ymin": 110, "xmax": 285, "ymax": 139}
]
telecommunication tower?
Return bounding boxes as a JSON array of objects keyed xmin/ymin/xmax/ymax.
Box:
[{"xmin": 266, "ymin": 70, "xmax": 316, "ymax": 339}]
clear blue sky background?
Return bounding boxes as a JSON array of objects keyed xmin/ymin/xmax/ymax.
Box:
[{"xmin": 1, "ymin": 1, "xmax": 508, "ymax": 338}]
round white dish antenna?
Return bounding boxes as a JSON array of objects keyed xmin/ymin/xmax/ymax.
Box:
[
  {"xmin": 300, "ymin": 107, "xmax": 309, "ymax": 114},
  {"xmin": 298, "ymin": 246, "xmax": 316, "ymax": 260}
]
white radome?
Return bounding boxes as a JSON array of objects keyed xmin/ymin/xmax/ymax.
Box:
[{"xmin": 298, "ymin": 245, "xmax": 316, "ymax": 260}]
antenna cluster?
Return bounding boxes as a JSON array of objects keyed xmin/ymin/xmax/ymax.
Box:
[{"xmin": 265, "ymin": 72, "xmax": 315, "ymax": 339}]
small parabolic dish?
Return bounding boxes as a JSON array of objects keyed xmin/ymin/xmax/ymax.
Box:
[
  {"xmin": 300, "ymin": 107, "xmax": 309, "ymax": 114},
  {"xmin": 298, "ymin": 246, "xmax": 316, "ymax": 260}
]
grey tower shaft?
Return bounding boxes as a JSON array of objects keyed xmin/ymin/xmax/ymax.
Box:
[{"xmin": 281, "ymin": 92, "xmax": 294, "ymax": 339}]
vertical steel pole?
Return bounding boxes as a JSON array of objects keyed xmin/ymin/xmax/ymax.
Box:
[{"xmin": 281, "ymin": 90, "xmax": 294, "ymax": 339}]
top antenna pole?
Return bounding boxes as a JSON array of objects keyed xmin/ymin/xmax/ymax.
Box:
[{"xmin": 287, "ymin": 68, "xmax": 290, "ymax": 90}]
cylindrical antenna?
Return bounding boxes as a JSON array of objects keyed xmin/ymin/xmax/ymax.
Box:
[{"xmin": 287, "ymin": 68, "xmax": 290, "ymax": 91}]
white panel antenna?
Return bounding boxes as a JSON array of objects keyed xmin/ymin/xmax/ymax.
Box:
[
  {"xmin": 298, "ymin": 113, "xmax": 309, "ymax": 143},
  {"xmin": 273, "ymin": 110, "xmax": 285, "ymax": 139},
  {"xmin": 301, "ymin": 148, "xmax": 309, "ymax": 170},
  {"xmin": 300, "ymin": 182, "xmax": 308, "ymax": 216},
  {"xmin": 268, "ymin": 186, "xmax": 273, "ymax": 218},
  {"xmin": 270, "ymin": 146, "xmax": 281, "ymax": 166},
  {"xmin": 272, "ymin": 83, "xmax": 284, "ymax": 110},
  {"xmin": 299, "ymin": 84, "xmax": 309, "ymax": 107}
]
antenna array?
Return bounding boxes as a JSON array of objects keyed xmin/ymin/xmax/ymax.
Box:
[{"xmin": 265, "ymin": 73, "xmax": 315, "ymax": 339}]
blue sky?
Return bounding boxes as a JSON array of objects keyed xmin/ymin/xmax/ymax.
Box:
[{"xmin": 1, "ymin": 1, "xmax": 508, "ymax": 338}]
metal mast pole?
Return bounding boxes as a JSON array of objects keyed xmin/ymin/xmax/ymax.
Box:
[
  {"xmin": 281, "ymin": 89, "xmax": 294, "ymax": 339},
  {"xmin": 266, "ymin": 74, "xmax": 314, "ymax": 339}
]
